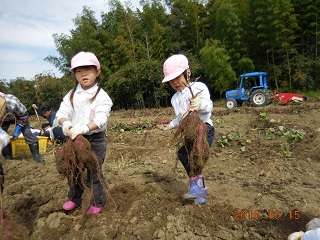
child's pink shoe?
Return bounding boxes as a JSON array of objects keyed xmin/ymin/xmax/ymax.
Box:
[
  {"xmin": 86, "ymin": 206, "xmax": 102, "ymax": 214},
  {"xmin": 63, "ymin": 200, "xmax": 77, "ymax": 211}
]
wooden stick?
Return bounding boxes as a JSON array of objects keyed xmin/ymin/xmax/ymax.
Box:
[{"xmin": 33, "ymin": 106, "xmax": 40, "ymax": 122}]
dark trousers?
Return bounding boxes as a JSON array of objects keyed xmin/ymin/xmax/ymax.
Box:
[
  {"xmin": 52, "ymin": 127, "xmax": 67, "ymax": 143},
  {"xmin": 178, "ymin": 123, "xmax": 215, "ymax": 177},
  {"xmin": 68, "ymin": 132, "xmax": 107, "ymax": 207},
  {"xmin": 2, "ymin": 120, "xmax": 39, "ymax": 158}
]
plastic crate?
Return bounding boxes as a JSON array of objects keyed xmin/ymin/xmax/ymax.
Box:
[{"xmin": 10, "ymin": 136, "xmax": 48, "ymax": 158}]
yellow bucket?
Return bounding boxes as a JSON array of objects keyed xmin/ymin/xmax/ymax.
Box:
[{"xmin": 10, "ymin": 136, "xmax": 48, "ymax": 158}]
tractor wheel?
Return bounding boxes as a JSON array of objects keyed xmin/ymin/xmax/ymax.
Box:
[
  {"xmin": 226, "ymin": 99, "xmax": 237, "ymax": 109},
  {"xmin": 250, "ymin": 89, "xmax": 268, "ymax": 107},
  {"xmin": 265, "ymin": 90, "xmax": 274, "ymax": 104}
]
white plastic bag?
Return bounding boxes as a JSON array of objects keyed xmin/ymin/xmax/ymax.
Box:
[{"xmin": 0, "ymin": 127, "xmax": 10, "ymax": 150}]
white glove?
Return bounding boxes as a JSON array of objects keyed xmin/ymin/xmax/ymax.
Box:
[
  {"xmin": 157, "ymin": 121, "xmax": 174, "ymax": 131},
  {"xmin": 62, "ymin": 121, "xmax": 73, "ymax": 136},
  {"xmin": 163, "ymin": 124, "xmax": 172, "ymax": 131},
  {"xmin": 157, "ymin": 123, "xmax": 172, "ymax": 131},
  {"xmin": 190, "ymin": 97, "xmax": 201, "ymax": 111},
  {"xmin": 0, "ymin": 128, "xmax": 10, "ymax": 152},
  {"xmin": 69, "ymin": 125, "xmax": 90, "ymax": 140},
  {"xmin": 288, "ymin": 231, "xmax": 304, "ymax": 240}
]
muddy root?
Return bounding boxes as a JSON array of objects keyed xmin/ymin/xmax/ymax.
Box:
[{"xmin": 173, "ymin": 111, "xmax": 209, "ymax": 176}]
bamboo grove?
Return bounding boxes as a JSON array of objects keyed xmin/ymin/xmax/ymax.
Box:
[{"xmin": 1, "ymin": 0, "xmax": 319, "ymax": 111}]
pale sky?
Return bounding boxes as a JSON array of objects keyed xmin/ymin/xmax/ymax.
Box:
[{"xmin": 0, "ymin": 0, "xmax": 142, "ymax": 80}]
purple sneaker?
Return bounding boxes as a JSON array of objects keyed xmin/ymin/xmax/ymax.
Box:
[
  {"xmin": 194, "ymin": 187, "xmax": 208, "ymax": 204},
  {"xmin": 195, "ymin": 197, "xmax": 207, "ymax": 204},
  {"xmin": 183, "ymin": 178, "xmax": 206, "ymax": 200}
]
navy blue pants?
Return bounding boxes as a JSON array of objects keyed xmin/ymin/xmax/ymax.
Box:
[
  {"xmin": 52, "ymin": 127, "xmax": 67, "ymax": 143},
  {"xmin": 41, "ymin": 126, "xmax": 67, "ymax": 143},
  {"xmin": 67, "ymin": 131, "xmax": 107, "ymax": 207},
  {"xmin": 178, "ymin": 122, "xmax": 215, "ymax": 177}
]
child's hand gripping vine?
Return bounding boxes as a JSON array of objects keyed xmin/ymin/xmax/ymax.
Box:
[{"xmin": 183, "ymin": 76, "xmax": 203, "ymax": 112}]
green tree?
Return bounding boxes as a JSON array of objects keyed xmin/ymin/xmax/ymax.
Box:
[
  {"xmin": 100, "ymin": 1, "xmax": 125, "ymax": 77},
  {"xmin": 292, "ymin": 0, "xmax": 320, "ymax": 88},
  {"xmin": 208, "ymin": 0, "xmax": 252, "ymax": 75},
  {"xmin": 109, "ymin": 1, "xmax": 141, "ymax": 69},
  {"xmin": 273, "ymin": 0, "xmax": 300, "ymax": 91},
  {"xmin": 105, "ymin": 59, "xmax": 166, "ymax": 109},
  {"xmin": 45, "ymin": 6, "xmax": 102, "ymax": 75},
  {"xmin": 34, "ymin": 72, "xmax": 74, "ymax": 110},
  {"xmin": 200, "ymin": 39, "xmax": 237, "ymax": 97},
  {"xmin": 137, "ymin": 0, "xmax": 167, "ymax": 60},
  {"xmin": 166, "ymin": 0, "xmax": 209, "ymax": 53},
  {"xmin": 151, "ymin": 22, "xmax": 167, "ymax": 60},
  {"xmin": 0, "ymin": 80, "xmax": 9, "ymax": 93},
  {"xmin": 7, "ymin": 78, "xmax": 36, "ymax": 113},
  {"xmin": 249, "ymin": 0, "xmax": 279, "ymax": 88}
]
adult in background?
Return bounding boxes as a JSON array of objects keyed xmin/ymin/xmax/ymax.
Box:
[
  {"xmin": 0, "ymin": 93, "xmax": 44, "ymax": 162},
  {"xmin": 32, "ymin": 104, "xmax": 67, "ymax": 143}
]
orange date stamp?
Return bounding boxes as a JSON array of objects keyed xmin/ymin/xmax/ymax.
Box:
[{"xmin": 233, "ymin": 209, "xmax": 301, "ymax": 221}]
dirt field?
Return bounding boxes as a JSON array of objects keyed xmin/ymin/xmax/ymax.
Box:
[{"xmin": 0, "ymin": 98, "xmax": 320, "ymax": 240}]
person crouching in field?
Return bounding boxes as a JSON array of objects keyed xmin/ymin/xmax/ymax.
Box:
[
  {"xmin": 32, "ymin": 104, "xmax": 67, "ymax": 143},
  {"xmin": 56, "ymin": 51, "xmax": 113, "ymax": 214},
  {"xmin": 157, "ymin": 54, "xmax": 215, "ymax": 204},
  {"xmin": 0, "ymin": 93, "xmax": 45, "ymax": 162}
]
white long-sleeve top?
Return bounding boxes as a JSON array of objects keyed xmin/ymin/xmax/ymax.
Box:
[
  {"xmin": 56, "ymin": 83, "xmax": 113, "ymax": 134},
  {"xmin": 169, "ymin": 81, "xmax": 213, "ymax": 129},
  {"xmin": 303, "ymin": 229, "xmax": 320, "ymax": 239}
]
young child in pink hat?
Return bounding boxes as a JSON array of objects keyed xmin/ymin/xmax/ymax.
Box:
[
  {"xmin": 56, "ymin": 51, "xmax": 113, "ymax": 214},
  {"xmin": 158, "ymin": 54, "xmax": 215, "ymax": 204}
]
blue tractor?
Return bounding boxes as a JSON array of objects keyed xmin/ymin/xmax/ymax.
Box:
[{"xmin": 225, "ymin": 72, "xmax": 273, "ymax": 109}]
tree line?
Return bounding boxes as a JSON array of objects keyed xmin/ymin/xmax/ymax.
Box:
[{"xmin": 1, "ymin": 0, "xmax": 319, "ymax": 111}]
